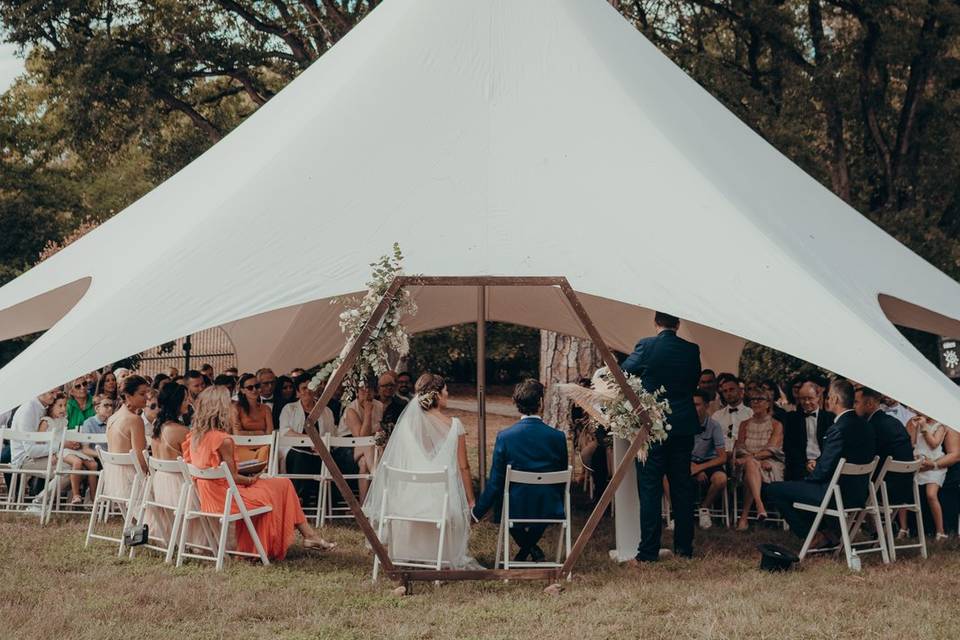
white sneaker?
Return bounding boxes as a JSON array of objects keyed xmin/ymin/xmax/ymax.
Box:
[
  {"xmin": 665, "ymin": 519, "xmax": 675, "ymax": 531},
  {"xmin": 698, "ymin": 508, "xmax": 712, "ymax": 529}
]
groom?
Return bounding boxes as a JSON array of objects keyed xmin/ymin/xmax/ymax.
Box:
[{"xmin": 472, "ymin": 379, "xmax": 568, "ymax": 562}]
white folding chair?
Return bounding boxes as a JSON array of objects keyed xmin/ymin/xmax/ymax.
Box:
[
  {"xmin": 85, "ymin": 448, "xmax": 146, "ymax": 556},
  {"xmin": 372, "ymin": 465, "xmax": 449, "ymax": 582},
  {"xmin": 496, "ymin": 465, "xmax": 573, "ymax": 576},
  {"xmin": 273, "ymin": 433, "xmax": 324, "ymax": 524},
  {"xmin": 851, "ymin": 457, "xmax": 926, "ymax": 562},
  {"xmin": 231, "ymin": 434, "xmax": 275, "ymax": 472},
  {"xmin": 176, "ymin": 461, "xmax": 271, "ymax": 570},
  {"xmin": 44, "ymin": 431, "xmax": 108, "ymax": 523},
  {"xmin": 796, "ymin": 456, "xmax": 889, "ymax": 570},
  {"xmin": 131, "ymin": 453, "xmax": 192, "ymax": 563},
  {"xmin": 0, "ymin": 428, "xmax": 61, "ymax": 521},
  {"xmin": 319, "ymin": 434, "xmax": 379, "ymax": 526}
]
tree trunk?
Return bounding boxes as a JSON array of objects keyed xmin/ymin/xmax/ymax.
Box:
[{"xmin": 539, "ymin": 331, "xmax": 603, "ymax": 430}]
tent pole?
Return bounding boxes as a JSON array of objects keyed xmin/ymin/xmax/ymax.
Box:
[
  {"xmin": 183, "ymin": 334, "xmax": 192, "ymax": 374},
  {"xmin": 477, "ymin": 285, "xmax": 487, "ymax": 491}
]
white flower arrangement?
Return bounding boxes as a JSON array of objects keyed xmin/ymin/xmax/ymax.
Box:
[
  {"xmin": 308, "ymin": 243, "xmax": 417, "ymax": 404},
  {"xmin": 560, "ymin": 366, "xmax": 672, "ymax": 461}
]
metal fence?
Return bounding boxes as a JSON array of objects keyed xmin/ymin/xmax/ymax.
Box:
[{"xmin": 136, "ymin": 327, "xmax": 237, "ymax": 377}]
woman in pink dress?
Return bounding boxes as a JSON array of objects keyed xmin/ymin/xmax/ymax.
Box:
[{"xmin": 182, "ymin": 386, "xmax": 335, "ymax": 560}]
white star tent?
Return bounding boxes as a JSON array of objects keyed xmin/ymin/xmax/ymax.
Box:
[{"xmin": 1, "ymin": 0, "xmax": 959, "ymax": 432}]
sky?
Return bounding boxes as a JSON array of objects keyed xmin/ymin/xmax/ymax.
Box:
[{"xmin": 0, "ymin": 42, "xmax": 25, "ymax": 93}]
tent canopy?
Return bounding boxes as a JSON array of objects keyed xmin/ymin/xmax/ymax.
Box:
[{"xmin": 1, "ymin": 0, "xmax": 959, "ymax": 425}]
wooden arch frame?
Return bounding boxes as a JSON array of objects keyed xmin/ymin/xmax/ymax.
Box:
[{"xmin": 301, "ymin": 276, "xmax": 653, "ymax": 588}]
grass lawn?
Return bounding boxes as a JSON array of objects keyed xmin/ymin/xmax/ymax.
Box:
[
  {"xmin": 3, "ymin": 507, "xmax": 960, "ymax": 640},
  {"xmin": 3, "ymin": 397, "xmax": 959, "ymax": 639}
]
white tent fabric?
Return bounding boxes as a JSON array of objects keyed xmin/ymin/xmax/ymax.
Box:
[{"xmin": 1, "ymin": 0, "xmax": 959, "ymax": 427}]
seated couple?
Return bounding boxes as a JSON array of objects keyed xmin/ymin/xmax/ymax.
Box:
[{"xmin": 362, "ymin": 376, "xmax": 567, "ymax": 568}]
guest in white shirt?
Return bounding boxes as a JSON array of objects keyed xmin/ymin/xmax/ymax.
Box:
[
  {"xmin": 256, "ymin": 367, "xmax": 278, "ymax": 408},
  {"xmin": 711, "ymin": 376, "xmax": 753, "ymax": 451},
  {"xmin": 10, "ymin": 389, "xmax": 58, "ymax": 468},
  {"xmin": 279, "ymin": 376, "xmax": 346, "ymax": 507},
  {"xmin": 882, "ymin": 397, "xmax": 916, "ymax": 426}
]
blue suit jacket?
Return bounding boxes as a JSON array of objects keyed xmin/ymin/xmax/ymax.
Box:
[
  {"xmin": 808, "ymin": 410, "xmax": 876, "ymax": 507},
  {"xmin": 620, "ymin": 329, "xmax": 701, "ymax": 437},
  {"xmin": 472, "ymin": 417, "xmax": 568, "ymax": 524}
]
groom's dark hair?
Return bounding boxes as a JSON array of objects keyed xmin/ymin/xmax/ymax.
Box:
[
  {"xmin": 654, "ymin": 311, "xmax": 680, "ymax": 329},
  {"xmin": 513, "ymin": 379, "xmax": 544, "ymax": 415}
]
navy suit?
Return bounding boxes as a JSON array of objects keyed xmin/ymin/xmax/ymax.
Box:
[
  {"xmin": 869, "ymin": 410, "xmax": 915, "ymax": 504},
  {"xmin": 621, "ymin": 328, "xmax": 701, "ymax": 560},
  {"xmin": 473, "ymin": 417, "xmax": 568, "ymax": 553},
  {"xmin": 764, "ymin": 410, "xmax": 876, "ymax": 539}
]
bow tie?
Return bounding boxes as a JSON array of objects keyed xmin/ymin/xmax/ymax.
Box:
[
  {"xmin": 729, "ymin": 407, "xmax": 738, "ymax": 413},
  {"xmin": 804, "ymin": 412, "xmax": 817, "ymax": 418}
]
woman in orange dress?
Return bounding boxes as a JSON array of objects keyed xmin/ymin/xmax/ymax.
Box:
[
  {"xmin": 182, "ymin": 386, "xmax": 335, "ymax": 561},
  {"xmin": 232, "ymin": 373, "xmax": 274, "ymax": 464}
]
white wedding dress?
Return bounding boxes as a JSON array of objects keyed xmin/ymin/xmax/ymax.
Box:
[{"xmin": 362, "ymin": 398, "xmax": 480, "ymax": 569}]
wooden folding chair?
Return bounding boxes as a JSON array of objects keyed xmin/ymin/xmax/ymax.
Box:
[
  {"xmin": 796, "ymin": 456, "xmax": 889, "ymax": 571},
  {"xmin": 85, "ymin": 448, "xmax": 146, "ymax": 556},
  {"xmin": 372, "ymin": 465, "xmax": 449, "ymax": 582},
  {"xmin": 177, "ymin": 461, "xmax": 271, "ymax": 570},
  {"xmin": 496, "ymin": 465, "xmax": 573, "ymax": 577}
]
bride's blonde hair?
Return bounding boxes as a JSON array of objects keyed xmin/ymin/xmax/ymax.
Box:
[
  {"xmin": 415, "ymin": 373, "xmax": 446, "ymax": 411},
  {"xmin": 191, "ymin": 386, "xmax": 233, "ymax": 439}
]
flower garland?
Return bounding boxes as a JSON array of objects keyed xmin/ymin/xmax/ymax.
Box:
[
  {"xmin": 594, "ymin": 367, "xmax": 672, "ymax": 460},
  {"xmin": 308, "ymin": 243, "xmax": 417, "ymax": 405}
]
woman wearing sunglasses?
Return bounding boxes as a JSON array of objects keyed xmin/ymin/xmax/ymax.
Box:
[
  {"xmin": 232, "ymin": 373, "xmax": 274, "ymax": 466},
  {"xmin": 66, "ymin": 376, "xmax": 96, "ymax": 428},
  {"xmin": 733, "ymin": 390, "xmax": 785, "ymax": 530}
]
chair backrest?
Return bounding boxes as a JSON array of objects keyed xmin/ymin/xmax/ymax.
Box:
[
  {"xmin": 62, "ymin": 431, "xmax": 109, "ymax": 445},
  {"xmin": 231, "ymin": 434, "xmax": 275, "ymax": 448},
  {"xmin": 276, "ymin": 435, "xmax": 314, "ymax": 448},
  {"xmin": 147, "ymin": 454, "xmax": 188, "ymax": 475},
  {"xmin": 0, "ymin": 428, "xmax": 59, "ymax": 444},
  {"xmin": 877, "ymin": 457, "xmax": 922, "ymax": 477},
  {"xmin": 185, "ymin": 461, "xmax": 230, "ymax": 481},
  {"xmin": 328, "ymin": 435, "xmax": 377, "ymax": 448},
  {"xmin": 840, "ymin": 456, "xmax": 879, "ymax": 477},
  {"xmin": 505, "ymin": 466, "xmax": 572, "ymax": 486},
  {"xmin": 380, "ymin": 465, "xmax": 447, "ymax": 485}
]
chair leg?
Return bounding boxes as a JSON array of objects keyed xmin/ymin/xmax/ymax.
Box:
[
  {"xmin": 215, "ymin": 516, "xmax": 231, "ymax": 571},
  {"xmin": 85, "ymin": 496, "xmax": 101, "ymax": 548},
  {"xmin": 494, "ymin": 519, "xmax": 503, "ymax": 570},
  {"xmin": 242, "ymin": 513, "xmax": 270, "ymax": 567},
  {"xmin": 798, "ymin": 505, "xmax": 828, "ymax": 562}
]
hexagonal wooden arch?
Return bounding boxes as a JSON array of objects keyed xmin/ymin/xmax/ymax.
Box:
[{"xmin": 301, "ymin": 276, "xmax": 654, "ymax": 589}]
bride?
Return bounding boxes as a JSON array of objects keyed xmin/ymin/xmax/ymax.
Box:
[{"xmin": 362, "ymin": 373, "xmax": 480, "ymax": 569}]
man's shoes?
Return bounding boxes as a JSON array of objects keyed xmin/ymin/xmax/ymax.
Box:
[
  {"xmin": 529, "ymin": 545, "xmax": 546, "ymax": 563},
  {"xmin": 513, "ymin": 548, "xmax": 531, "ymax": 562},
  {"xmin": 658, "ymin": 548, "xmax": 674, "ymax": 560},
  {"xmin": 698, "ymin": 508, "xmax": 712, "ymax": 529}
]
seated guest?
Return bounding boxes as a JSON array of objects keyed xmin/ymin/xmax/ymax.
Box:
[
  {"xmin": 152, "ymin": 373, "xmax": 171, "ymax": 392},
  {"xmin": 760, "ymin": 379, "xmax": 789, "ymax": 423},
  {"xmin": 66, "ymin": 377, "xmax": 95, "ymax": 429},
  {"xmin": 922, "ymin": 426, "xmax": 960, "ymax": 535},
  {"xmin": 231, "ymin": 373, "xmax": 274, "ymax": 465},
  {"xmin": 733, "ymin": 391, "xmax": 784, "ymax": 529},
  {"xmin": 106, "ymin": 376, "xmax": 151, "ymax": 483},
  {"xmin": 183, "ymin": 387, "xmax": 335, "ymax": 559},
  {"xmin": 61, "ymin": 393, "xmax": 103, "ymax": 505},
  {"xmin": 691, "ymin": 390, "xmax": 727, "ymax": 529},
  {"xmin": 279, "ymin": 376, "xmax": 345, "ymax": 507},
  {"xmin": 783, "ymin": 382, "xmax": 834, "ymax": 480},
  {"xmin": 377, "ymin": 371, "xmax": 408, "ymax": 436},
  {"xmin": 472, "ymin": 379, "xmax": 567, "ymax": 562},
  {"xmin": 200, "ymin": 363, "xmax": 215, "ymax": 382},
  {"xmin": 711, "ymin": 375, "xmax": 752, "ymax": 451},
  {"xmin": 80, "ymin": 395, "xmax": 114, "ymax": 440},
  {"xmin": 150, "ymin": 384, "xmax": 190, "ymax": 461},
  {"xmin": 11, "ymin": 389, "xmax": 61, "ymax": 503},
  {"xmin": 763, "ymin": 379, "xmax": 875, "ymax": 548},
  {"xmin": 38, "ymin": 393, "xmax": 68, "ymax": 433},
  {"xmin": 855, "ymin": 387, "xmax": 914, "ymax": 508},
  {"xmin": 698, "ymin": 369, "xmax": 721, "ymax": 415},
  {"xmin": 289, "ymin": 368, "xmax": 305, "ymax": 380},
  {"xmin": 396, "ymin": 371, "xmax": 414, "ymax": 401},
  {"xmin": 883, "ymin": 396, "xmax": 916, "ymax": 426},
  {"xmin": 95, "ymin": 371, "xmax": 118, "ymax": 403},
  {"xmin": 184, "ymin": 369, "xmax": 206, "ymax": 403},
  {"xmin": 271, "ymin": 375, "xmax": 296, "ymax": 427},
  {"xmin": 907, "ymin": 413, "xmax": 949, "ymax": 540},
  {"xmin": 256, "ymin": 368, "xmax": 277, "ymax": 407},
  {"xmin": 141, "ymin": 389, "xmax": 160, "ymax": 444},
  {"xmin": 213, "ymin": 373, "xmax": 236, "ymax": 395},
  {"xmin": 343, "ymin": 383, "xmax": 383, "ymax": 502}
]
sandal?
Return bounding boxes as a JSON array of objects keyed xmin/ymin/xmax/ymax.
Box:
[
  {"xmin": 70, "ymin": 495, "xmax": 84, "ymax": 506},
  {"xmin": 303, "ymin": 538, "xmax": 337, "ymax": 552},
  {"xmin": 756, "ymin": 511, "xmax": 768, "ymax": 522}
]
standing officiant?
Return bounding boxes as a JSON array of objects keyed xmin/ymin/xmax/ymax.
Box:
[{"xmin": 621, "ymin": 312, "xmax": 701, "ymax": 562}]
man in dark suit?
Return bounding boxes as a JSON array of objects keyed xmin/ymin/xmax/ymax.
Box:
[
  {"xmin": 472, "ymin": 379, "xmax": 568, "ymax": 562},
  {"xmin": 764, "ymin": 379, "xmax": 876, "ymax": 547},
  {"xmin": 620, "ymin": 311, "xmax": 701, "ymax": 562},
  {"xmin": 855, "ymin": 386, "xmax": 914, "ymax": 505},
  {"xmin": 783, "ymin": 381, "xmax": 835, "ymax": 480}
]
